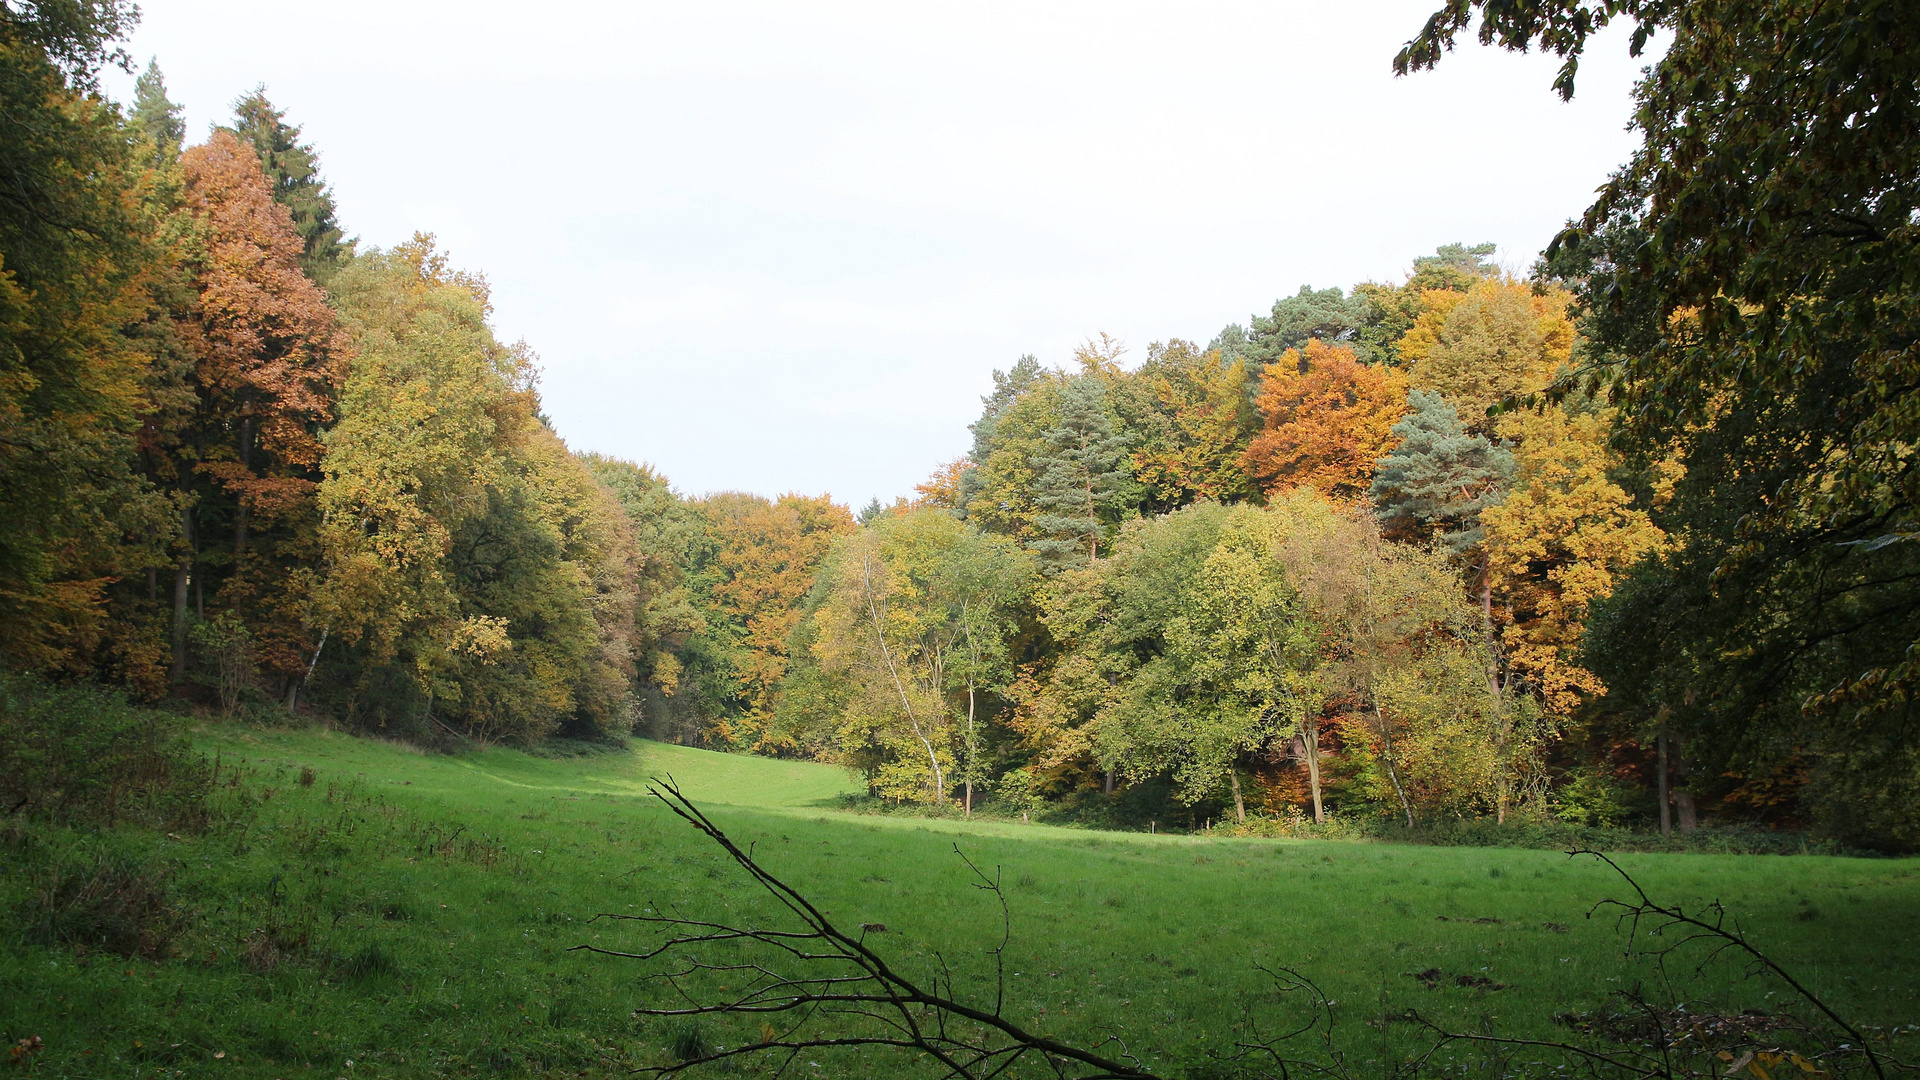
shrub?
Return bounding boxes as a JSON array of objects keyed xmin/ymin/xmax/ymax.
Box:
[{"xmin": 0, "ymin": 675, "xmax": 214, "ymax": 831}]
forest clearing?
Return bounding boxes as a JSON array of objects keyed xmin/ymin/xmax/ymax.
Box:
[
  {"xmin": 5, "ymin": 0, "xmax": 1919, "ymax": 1076},
  {"xmin": 4, "ymin": 712, "xmax": 1916, "ymax": 1078}
]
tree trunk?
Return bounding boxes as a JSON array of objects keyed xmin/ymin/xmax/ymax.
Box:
[
  {"xmin": 1673, "ymin": 736, "xmax": 1697, "ymax": 831},
  {"xmin": 1083, "ymin": 474, "xmax": 1098, "ymax": 563},
  {"xmin": 169, "ymin": 561, "xmax": 191, "ymax": 684},
  {"xmin": 287, "ymin": 627, "xmax": 327, "ymax": 709},
  {"xmin": 963, "ymin": 681, "xmax": 975, "ymax": 819},
  {"xmin": 1376, "ymin": 705, "xmax": 1414, "ymax": 828},
  {"xmin": 1480, "ymin": 561, "xmax": 1509, "ymax": 825},
  {"xmin": 1657, "ymin": 726, "xmax": 1672, "ymax": 837},
  {"xmin": 231, "ymin": 417, "xmax": 256, "ymax": 564},
  {"xmin": 1304, "ymin": 719, "xmax": 1324, "ymax": 824},
  {"xmin": 169, "ymin": 504, "xmax": 195, "ymax": 685},
  {"xmin": 1228, "ymin": 767, "xmax": 1246, "ymax": 824},
  {"xmin": 1104, "ymin": 768, "xmax": 1114, "ymax": 795},
  {"xmin": 1674, "ymin": 790, "xmax": 1698, "ymax": 832}
]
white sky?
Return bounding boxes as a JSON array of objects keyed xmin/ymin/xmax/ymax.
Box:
[{"xmin": 105, "ymin": 1, "xmax": 1655, "ymax": 508}]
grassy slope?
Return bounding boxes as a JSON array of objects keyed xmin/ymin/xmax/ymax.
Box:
[{"xmin": 4, "ymin": 726, "xmax": 1916, "ymax": 1079}]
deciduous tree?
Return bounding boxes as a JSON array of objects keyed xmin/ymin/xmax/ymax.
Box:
[
  {"xmin": 170, "ymin": 130, "xmax": 345, "ymax": 689},
  {"xmin": 1242, "ymin": 340, "xmax": 1406, "ymax": 502},
  {"xmin": 0, "ymin": 34, "xmax": 172, "ymax": 683},
  {"xmin": 1481, "ymin": 403, "xmax": 1663, "ymax": 717},
  {"xmin": 1401, "ymin": 278, "xmax": 1572, "ymax": 431}
]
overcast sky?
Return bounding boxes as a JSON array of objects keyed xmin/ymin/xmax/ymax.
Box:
[{"xmin": 105, "ymin": 1, "xmax": 1656, "ymax": 508}]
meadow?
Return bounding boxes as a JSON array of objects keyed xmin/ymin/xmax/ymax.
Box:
[{"xmin": 4, "ymin": 725, "xmax": 1916, "ymax": 1079}]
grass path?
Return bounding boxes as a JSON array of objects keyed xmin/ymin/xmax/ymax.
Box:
[{"xmin": 4, "ymin": 725, "xmax": 1915, "ymax": 1079}]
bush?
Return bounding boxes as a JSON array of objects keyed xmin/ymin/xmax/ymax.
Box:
[{"xmin": 0, "ymin": 674, "xmax": 214, "ymax": 831}]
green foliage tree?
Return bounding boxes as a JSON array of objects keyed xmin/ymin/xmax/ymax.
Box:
[
  {"xmin": 802, "ymin": 513, "xmax": 982, "ymax": 801},
  {"xmin": 0, "ymin": 29, "xmax": 173, "ymax": 684},
  {"xmin": 316, "ymin": 236, "xmax": 629, "ymax": 743},
  {"xmin": 1027, "ymin": 376, "xmax": 1134, "ymax": 570},
  {"xmin": 0, "ymin": 0, "xmax": 137, "ymax": 89},
  {"xmin": 1027, "ymin": 501, "xmax": 1233, "ymax": 798},
  {"xmin": 961, "ymin": 357, "xmax": 1057, "ymax": 540},
  {"xmin": 583, "ymin": 454, "xmax": 709, "ymax": 734},
  {"xmin": 1212, "ymin": 285, "xmax": 1371, "ymax": 369},
  {"xmin": 1097, "ymin": 503, "xmax": 1316, "ymax": 819},
  {"xmin": 128, "ymin": 57, "xmax": 181, "ymax": 159}
]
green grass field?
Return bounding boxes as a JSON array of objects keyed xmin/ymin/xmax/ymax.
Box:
[{"xmin": 4, "ymin": 725, "xmax": 1916, "ymax": 1079}]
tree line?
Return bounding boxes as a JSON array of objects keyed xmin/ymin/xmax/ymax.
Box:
[
  {"xmin": 770, "ymin": 251, "xmax": 1662, "ymax": 837},
  {"xmin": 3, "ymin": 0, "xmax": 1913, "ymax": 847}
]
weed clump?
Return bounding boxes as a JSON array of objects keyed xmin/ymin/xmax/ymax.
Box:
[
  {"xmin": 665, "ymin": 1018, "xmax": 712, "ymax": 1062},
  {"xmin": 337, "ymin": 941, "xmax": 400, "ymax": 981},
  {"xmin": 16, "ymin": 844, "xmax": 181, "ymax": 958}
]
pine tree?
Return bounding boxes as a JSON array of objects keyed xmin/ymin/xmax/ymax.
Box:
[
  {"xmin": 1211, "ymin": 285, "xmax": 1370, "ymax": 368},
  {"xmin": 226, "ymin": 88, "xmax": 351, "ymax": 282},
  {"xmin": 1370, "ymin": 390, "xmax": 1513, "ymax": 555},
  {"xmin": 1027, "ymin": 377, "xmax": 1132, "ymax": 570},
  {"xmin": 129, "ymin": 58, "xmax": 183, "ymax": 159}
]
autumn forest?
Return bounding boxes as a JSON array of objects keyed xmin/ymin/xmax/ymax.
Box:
[{"xmin": 5, "ymin": 0, "xmax": 1919, "ymax": 855}]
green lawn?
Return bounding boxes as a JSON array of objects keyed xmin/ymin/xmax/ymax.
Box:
[{"xmin": 4, "ymin": 725, "xmax": 1915, "ymax": 1079}]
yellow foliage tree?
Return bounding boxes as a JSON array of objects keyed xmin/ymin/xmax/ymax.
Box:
[
  {"xmin": 1403, "ymin": 279, "xmax": 1573, "ymax": 431},
  {"xmin": 1129, "ymin": 341, "xmax": 1258, "ymax": 508},
  {"xmin": 1481, "ymin": 405, "xmax": 1665, "ymax": 715},
  {"xmin": 699, "ymin": 492, "xmax": 854, "ymax": 750}
]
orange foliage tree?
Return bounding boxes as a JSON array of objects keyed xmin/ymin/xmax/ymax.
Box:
[
  {"xmin": 166, "ymin": 131, "xmax": 345, "ymax": 688},
  {"xmin": 1241, "ymin": 339, "xmax": 1407, "ymax": 502},
  {"xmin": 911, "ymin": 458, "xmax": 967, "ymax": 511}
]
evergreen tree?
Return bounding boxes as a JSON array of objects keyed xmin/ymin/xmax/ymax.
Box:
[
  {"xmin": 1212, "ymin": 285, "xmax": 1370, "ymax": 369},
  {"xmin": 1370, "ymin": 389, "xmax": 1514, "ymax": 555},
  {"xmin": 128, "ymin": 58, "xmax": 183, "ymax": 159},
  {"xmin": 1406, "ymin": 241, "xmax": 1499, "ymax": 291},
  {"xmin": 1027, "ymin": 377, "xmax": 1132, "ymax": 570},
  {"xmin": 965, "ymin": 355, "xmax": 1045, "ymax": 466},
  {"xmin": 226, "ymin": 87, "xmax": 351, "ymax": 282}
]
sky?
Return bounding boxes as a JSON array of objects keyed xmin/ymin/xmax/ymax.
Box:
[{"xmin": 104, "ymin": 1, "xmax": 1657, "ymax": 508}]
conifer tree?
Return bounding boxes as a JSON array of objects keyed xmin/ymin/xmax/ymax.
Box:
[
  {"xmin": 1211, "ymin": 285, "xmax": 1370, "ymax": 368},
  {"xmin": 1370, "ymin": 389, "xmax": 1514, "ymax": 555},
  {"xmin": 226, "ymin": 88, "xmax": 351, "ymax": 282},
  {"xmin": 1027, "ymin": 377, "xmax": 1132, "ymax": 569},
  {"xmin": 128, "ymin": 58, "xmax": 182, "ymax": 159}
]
